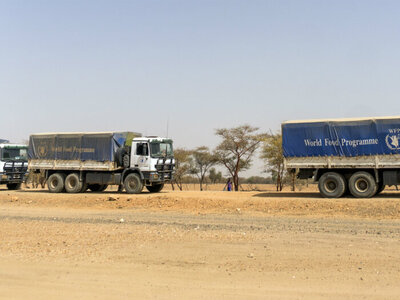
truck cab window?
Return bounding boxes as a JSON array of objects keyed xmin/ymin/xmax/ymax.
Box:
[
  {"xmin": 136, "ymin": 143, "xmax": 149, "ymax": 156},
  {"xmin": 1, "ymin": 148, "xmax": 28, "ymax": 161},
  {"xmin": 150, "ymin": 142, "xmax": 173, "ymax": 158}
]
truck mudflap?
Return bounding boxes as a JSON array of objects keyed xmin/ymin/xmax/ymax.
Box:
[
  {"xmin": 2, "ymin": 161, "xmax": 28, "ymax": 182},
  {"xmin": 155, "ymin": 158, "xmax": 175, "ymax": 181}
]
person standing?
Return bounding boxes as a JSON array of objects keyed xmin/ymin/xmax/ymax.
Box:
[{"xmin": 227, "ymin": 178, "xmax": 232, "ymax": 191}]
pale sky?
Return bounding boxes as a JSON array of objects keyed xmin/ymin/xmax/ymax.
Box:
[{"xmin": 1, "ymin": 0, "xmax": 400, "ymax": 176}]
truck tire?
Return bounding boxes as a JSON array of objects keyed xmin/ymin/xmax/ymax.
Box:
[
  {"xmin": 123, "ymin": 154, "xmax": 130, "ymax": 168},
  {"xmin": 7, "ymin": 183, "xmax": 21, "ymax": 190},
  {"xmin": 48, "ymin": 173, "xmax": 65, "ymax": 193},
  {"xmin": 87, "ymin": 184, "xmax": 107, "ymax": 192},
  {"xmin": 80, "ymin": 182, "xmax": 88, "ymax": 193},
  {"xmin": 318, "ymin": 172, "xmax": 346, "ymax": 198},
  {"xmin": 65, "ymin": 173, "xmax": 83, "ymax": 193},
  {"xmin": 375, "ymin": 181, "xmax": 385, "ymax": 195},
  {"xmin": 348, "ymin": 172, "xmax": 377, "ymax": 198},
  {"xmin": 146, "ymin": 184, "xmax": 164, "ymax": 193},
  {"xmin": 88, "ymin": 184, "xmax": 101, "ymax": 192},
  {"xmin": 115, "ymin": 148, "xmax": 127, "ymax": 167},
  {"xmin": 98, "ymin": 184, "xmax": 108, "ymax": 191},
  {"xmin": 124, "ymin": 173, "xmax": 143, "ymax": 194}
]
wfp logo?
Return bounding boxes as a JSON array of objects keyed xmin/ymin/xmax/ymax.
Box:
[
  {"xmin": 37, "ymin": 145, "xmax": 48, "ymax": 158},
  {"xmin": 385, "ymin": 134, "xmax": 400, "ymax": 150}
]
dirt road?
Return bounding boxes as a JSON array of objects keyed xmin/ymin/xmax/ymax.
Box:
[{"xmin": 0, "ymin": 189, "xmax": 399, "ymax": 299}]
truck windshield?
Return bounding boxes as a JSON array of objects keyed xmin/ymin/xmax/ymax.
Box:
[
  {"xmin": 150, "ymin": 142, "xmax": 173, "ymax": 158},
  {"xmin": 1, "ymin": 147, "xmax": 28, "ymax": 161}
]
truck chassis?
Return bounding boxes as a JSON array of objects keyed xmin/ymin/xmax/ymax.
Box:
[{"xmin": 286, "ymin": 154, "xmax": 400, "ymax": 198}]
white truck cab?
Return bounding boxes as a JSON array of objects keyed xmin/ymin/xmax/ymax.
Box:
[
  {"xmin": 0, "ymin": 143, "xmax": 29, "ymax": 190},
  {"xmin": 131, "ymin": 136, "xmax": 175, "ymax": 183}
]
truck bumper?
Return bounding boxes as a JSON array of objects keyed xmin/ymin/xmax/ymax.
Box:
[{"xmin": 143, "ymin": 171, "xmax": 174, "ymax": 183}]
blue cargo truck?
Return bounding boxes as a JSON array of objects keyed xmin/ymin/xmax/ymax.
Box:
[
  {"xmin": 282, "ymin": 116, "xmax": 400, "ymax": 198},
  {"xmin": 28, "ymin": 132, "xmax": 174, "ymax": 194}
]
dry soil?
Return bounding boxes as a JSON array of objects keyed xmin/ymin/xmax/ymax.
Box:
[{"xmin": 0, "ymin": 186, "xmax": 399, "ymax": 299}]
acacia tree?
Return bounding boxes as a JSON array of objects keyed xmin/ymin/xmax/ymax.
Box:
[
  {"xmin": 171, "ymin": 148, "xmax": 191, "ymax": 191},
  {"xmin": 261, "ymin": 133, "xmax": 285, "ymax": 191},
  {"xmin": 189, "ymin": 146, "xmax": 218, "ymax": 191},
  {"xmin": 208, "ymin": 168, "xmax": 223, "ymax": 184},
  {"xmin": 215, "ymin": 125, "xmax": 267, "ymax": 191}
]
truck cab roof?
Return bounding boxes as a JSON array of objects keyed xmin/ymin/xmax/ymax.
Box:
[
  {"xmin": 0, "ymin": 143, "xmax": 28, "ymax": 149},
  {"xmin": 133, "ymin": 137, "xmax": 173, "ymax": 143}
]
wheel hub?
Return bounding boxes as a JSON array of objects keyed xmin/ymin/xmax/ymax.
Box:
[
  {"xmin": 324, "ymin": 179, "xmax": 337, "ymax": 192},
  {"xmin": 50, "ymin": 179, "xmax": 58, "ymax": 189},
  {"xmin": 127, "ymin": 179, "xmax": 137, "ymax": 189},
  {"xmin": 69, "ymin": 178, "xmax": 77, "ymax": 187},
  {"xmin": 355, "ymin": 178, "xmax": 369, "ymax": 193}
]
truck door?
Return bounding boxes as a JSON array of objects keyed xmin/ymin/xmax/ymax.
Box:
[{"xmin": 132, "ymin": 142, "xmax": 150, "ymax": 171}]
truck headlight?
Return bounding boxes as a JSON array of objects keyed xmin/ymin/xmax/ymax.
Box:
[{"xmin": 151, "ymin": 173, "xmax": 159, "ymax": 180}]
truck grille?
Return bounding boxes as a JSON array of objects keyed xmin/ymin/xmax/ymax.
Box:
[
  {"xmin": 156, "ymin": 164, "xmax": 173, "ymax": 171},
  {"xmin": 155, "ymin": 158, "xmax": 175, "ymax": 181},
  {"xmin": 3, "ymin": 161, "xmax": 28, "ymax": 177}
]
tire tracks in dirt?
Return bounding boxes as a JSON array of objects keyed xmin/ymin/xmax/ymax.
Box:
[{"xmin": 1, "ymin": 208, "xmax": 399, "ymax": 238}]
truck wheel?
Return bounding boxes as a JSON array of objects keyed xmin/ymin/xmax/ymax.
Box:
[
  {"xmin": 7, "ymin": 183, "xmax": 21, "ymax": 190},
  {"xmin": 80, "ymin": 182, "xmax": 88, "ymax": 193},
  {"xmin": 115, "ymin": 148, "xmax": 126, "ymax": 167},
  {"xmin": 348, "ymin": 172, "xmax": 377, "ymax": 198},
  {"xmin": 87, "ymin": 184, "xmax": 107, "ymax": 192},
  {"xmin": 146, "ymin": 184, "xmax": 164, "ymax": 193},
  {"xmin": 318, "ymin": 172, "xmax": 346, "ymax": 198},
  {"xmin": 48, "ymin": 173, "xmax": 65, "ymax": 193},
  {"xmin": 124, "ymin": 173, "xmax": 143, "ymax": 194},
  {"xmin": 88, "ymin": 184, "xmax": 101, "ymax": 192},
  {"xmin": 98, "ymin": 184, "xmax": 108, "ymax": 192},
  {"xmin": 123, "ymin": 155, "xmax": 130, "ymax": 168},
  {"xmin": 65, "ymin": 173, "xmax": 83, "ymax": 193},
  {"xmin": 375, "ymin": 181, "xmax": 385, "ymax": 195}
]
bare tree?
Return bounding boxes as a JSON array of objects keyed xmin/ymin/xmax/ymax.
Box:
[
  {"xmin": 189, "ymin": 146, "xmax": 218, "ymax": 191},
  {"xmin": 215, "ymin": 125, "xmax": 267, "ymax": 191},
  {"xmin": 261, "ymin": 133, "xmax": 285, "ymax": 191},
  {"xmin": 171, "ymin": 148, "xmax": 191, "ymax": 191}
]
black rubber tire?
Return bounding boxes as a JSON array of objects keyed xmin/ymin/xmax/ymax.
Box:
[
  {"xmin": 146, "ymin": 184, "xmax": 164, "ymax": 193},
  {"xmin": 123, "ymin": 155, "xmax": 130, "ymax": 168},
  {"xmin": 65, "ymin": 173, "xmax": 83, "ymax": 193},
  {"xmin": 88, "ymin": 184, "xmax": 104, "ymax": 192},
  {"xmin": 318, "ymin": 172, "xmax": 346, "ymax": 198},
  {"xmin": 47, "ymin": 173, "xmax": 65, "ymax": 193},
  {"xmin": 98, "ymin": 184, "xmax": 108, "ymax": 192},
  {"xmin": 7, "ymin": 183, "xmax": 21, "ymax": 190},
  {"xmin": 80, "ymin": 182, "xmax": 88, "ymax": 193},
  {"xmin": 124, "ymin": 173, "xmax": 143, "ymax": 194},
  {"xmin": 375, "ymin": 181, "xmax": 385, "ymax": 195},
  {"xmin": 348, "ymin": 171, "xmax": 377, "ymax": 198},
  {"xmin": 115, "ymin": 148, "xmax": 127, "ymax": 167}
]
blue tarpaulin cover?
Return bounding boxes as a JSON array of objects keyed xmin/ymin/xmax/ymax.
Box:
[
  {"xmin": 282, "ymin": 117, "xmax": 400, "ymax": 157},
  {"xmin": 28, "ymin": 132, "xmax": 139, "ymax": 162}
]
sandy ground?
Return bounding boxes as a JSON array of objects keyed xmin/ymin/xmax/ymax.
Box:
[{"xmin": 0, "ymin": 186, "xmax": 400, "ymax": 299}]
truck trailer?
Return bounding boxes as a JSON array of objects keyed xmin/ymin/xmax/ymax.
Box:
[
  {"xmin": 28, "ymin": 132, "xmax": 174, "ymax": 194},
  {"xmin": 283, "ymin": 116, "xmax": 400, "ymax": 198},
  {"xmin": 0, "ymin": 142, "xmax": 28, "ymax": 190}
]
